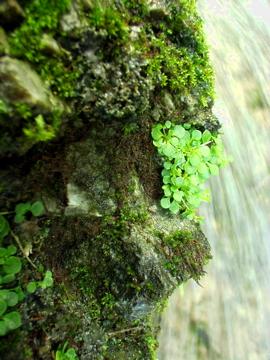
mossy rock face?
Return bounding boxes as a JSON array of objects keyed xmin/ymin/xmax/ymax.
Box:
[{"xmin": 0, "ymin": 0, "xmax": 215, "ymax": 359}]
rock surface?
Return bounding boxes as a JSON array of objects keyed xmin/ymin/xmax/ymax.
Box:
[{"xmin": 0, "ymin": 1, "xmax": 215, "ymax": 359}]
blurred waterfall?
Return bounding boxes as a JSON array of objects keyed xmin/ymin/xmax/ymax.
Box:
[{"xmin": 158, "ymin": 1, "xmax": 270, "ymax": 359}]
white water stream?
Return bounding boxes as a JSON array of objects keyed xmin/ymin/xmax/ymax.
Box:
[{"xmin": 158, "ymin": 1, "xmax": 270, "ymax": 359}]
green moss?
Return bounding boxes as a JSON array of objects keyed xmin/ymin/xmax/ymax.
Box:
[
  {"xmin": 161, "ymin": 230, "xmax": 211, "ymax": 281},
  {"xmin": 8, "ymin": 0, "xmax": 81, "ymax": 99},
  {"xmin": 146, "ymin": 1, "xmax": 214, "ymax": 109},
  {"xmin": 88, "ymin": 6, "xmax": 129, "ymax": 43}
]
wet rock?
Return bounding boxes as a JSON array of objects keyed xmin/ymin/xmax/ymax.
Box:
[
  {"xmin": 65, "ymin": 135, "xmax": 117, "ymax": 217},
  {"xmin": 40, "ymin": 34, "xmax": 63, "ymax": 56},
  {"xmin": 0, "ymin": 56, "xmax": 55, "ymax": 111}
]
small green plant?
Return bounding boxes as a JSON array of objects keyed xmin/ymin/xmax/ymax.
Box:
[
  {"xmin": 0, "ymin": 244, "xmax": 23, "ymax": 336},
  {"xmin": 0, "ymin": 200, "xmax": 53, "ymax": 336},
  {"xmin": 14, "ymin": 200, "xmax": 45, "ymax": 223},
  {"xmin": 55, "ymin": 342, "xmax": 79, "ymax": 360},
  {"xmin": 152, "ymin": 121, "xmax": 227, "ymax": 219}
]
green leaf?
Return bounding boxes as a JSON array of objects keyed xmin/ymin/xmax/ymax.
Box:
[
  {"xmin": 162, "ymin": 143, "xmax": 176, "ymax": 158},
  {"xmin": 184, "ymin": 163, "xmax": 196, "ymax": 175},
  {"xmin": 151, "ymin": 125, "xmax": 163, "ymax": 141},
  {"xmin": 183, "ymin": 123, "xmax": 191, "ymax": 129},
  {"xmin": 15, "ymin": 287, "xmax": 25, "ymax": 302},
  {"xmin": 27, "ymin": 282, "xmax": 37, "ymax": 294},
  {"xmin": 174, "ymin": 177, "xmax": 183, "ymax": 187},
  {"xmin": 160, "ymin": 197, "xmax": 171, "ymax": 209},
  {"xmin": 173, "ymin": 191, "xmax": 184, "ymax": 202},
  {"xmin": 0, "ymin": 300, "xmax": 7, "ymax": 316},
  {"xmin": 190, "ymin": 154, "xmax": 201, "ymax": 166},
  {"xmin": 0, "ymin": 216, "xmax": 10, "ymax": 241},
  {"xmin": 1, "ymin": 274, "xmax": 15, "ymax": 284},
  {"xmin": 169, "ymin": 201, "xmax": 180, "ymax": 214},
  {"xmin": 162, "ymin": 185, "xmax": 172, "ymax": 197},
  {"xmin": 31, "ymin": 201, "xmax": 45, "ymax": 217},
  {"xmin": 14, "ymin": 213, "xmax": 26, "ymax": 224},
  {"xmin": 164, "ymin": 162, "xmax": 171, "ymax": 170},
  {"xmin": 0, "ymin": 248, "xmax": 7, "ymax": 258},
  {"xmin": 0, "ymin": 321, "xmax": 7, "ymax": 336},
  {"xmin": 3, "ymin": 311, "xmax": 22, "ymax": 331},
  {"xmin": 40, "ymin": 271, "xmax": 53, "ymax": 289},
  {"xmin": 161, "ymin": 169, "xmax": 170, "ymax": 177},
  {"xmin": 165, "ymin": 121, "xmax": 171, "ymax": 128},
  {"xmin": 202, "ymin": 130, "xmax": 212, "ymax": 143},
  {"xmin": 173, "ymin": 125, "xmax": 186, "ymax": 139},
  {"xmin": 163, "ymin": 176, "xmax": 171, "ymax": 185},
  {"xmin": 169, "ymin": 137, "xmax": 179, "ymax": 147},
  {"xmin": 209, "ymin": 164, "xmax": 219, "ymax": 175},
  {"xmin": 3, "ymin": 257, "xmax": 22, "ymax": 275},
  {"xmin": 6, "ymin": 292, "xmax": 18, "ymax": 307},
  {"xmin": 15, "ymin": 202, "xmax": 31, "ymax": 215},
  {"xmin": 192, "ymin": 130, "xmax": 202, "ymax": 140},
  {"xmin": 197, "ymin": 163, "xmax": 208, "ymax": 175},
  {"xmin": 200, "ymin": 145, "xmax": 211, "ymax": 157},
  {"xmin": 6, "ymin": 245, "xmax": 17, "ymax": 256}
]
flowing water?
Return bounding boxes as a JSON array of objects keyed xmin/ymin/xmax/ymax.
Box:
[{"xmin": 158, "ymin": 1, "xmax": 270, "ymax": 359}]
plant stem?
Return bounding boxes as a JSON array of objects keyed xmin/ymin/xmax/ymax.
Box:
[{"xmin": 11, "ymin": 231, "xmax": 37, "ymax": 269}]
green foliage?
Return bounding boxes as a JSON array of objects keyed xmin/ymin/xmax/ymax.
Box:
[
  {"xmin": 9, "ymin": 0, "xmax": 80, "ymax": 100},
  {"xmin": 14, "ymin": 200, "xmax": 45, "ymax": 223},
  {"xmin": 152, "ymin": 121, "xmax": 227, "ymax": 219},
  {"xmin": 0, "ymin": 244, "xmax": 23, "ymax": 336},
  {"xmin": 0, "ymin": 216, "xmax": 10, "ymax": 243},
  {"xmin": 0, "ymin": 205, "xmax": 53, "ymax": 337},
  {"xmin": 55, "ymin": 342, "xmax": 78, "ymax": 360},
  {"xmin": 88, "ymin": 6, "xmax": 129, "ymax": 43},
  {"xmin": 161, "ymin": 230, "xmax": 211, "ymax": 280},
  {"xmin": 145, "ymin": 0, "xmax": 215, "ymax": 108}
]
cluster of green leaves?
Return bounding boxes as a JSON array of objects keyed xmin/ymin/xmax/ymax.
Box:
[
  {"xmin": 55, "ymin": 342, "xmax": 78, "ymax": 360},
  {"xmin": 152, "ymin": 121, "xmax": 227, "ymax": 219},
  {"xmin": 14, "ymin": 200, "xmax": 45, "ymax": 223},
  {"xmin": 0, "ymin": 201, "xmax": 53, "ymax": 336},
  {"xmin": 0, "ymin": 245, "xmax": 23, "ymax": 336}
]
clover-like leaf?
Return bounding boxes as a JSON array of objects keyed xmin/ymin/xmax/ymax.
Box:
[
  {"xmin": 202, "ymin": 130, "xmax": 212, "ymax": 143},
  {"xmin": 173, "ymin": 190, "xmax": 184, "ymax": 202},
  {"xmin": 174, "ymin": 125, "xmax": 186, "ymax": 139},
  {"xmin": 190, "ymin": 154, "xmax": 201, "ymax": 167},
  {"xmin": 27, "ymin": 282, "xmax": 37, "ymax": 294},
  {"xmin": 31, "ymin": 201, "xmax": 45, "ymax": 217},
  {"xmin": 0, "ymin": 300, "xmax": 7, "ymax": 316},
  {"xmin": 40, "ymin": 271, "xmax": 53, "ymax": 289},
  {"xmin": 162, "ymin": 143, "xmax": 176, "ymax": 158},
  {"xmin": 3, "ymin": 257, "xmax": 22, "ymax": 275},
  {"xmin": 6, "ymin": 292, "xmax": 18, "ymax": 307},
  {"xmin": 169, "ymin": 201, "xmax": 180, "ymax": 214},
  {"xmin": 1, "ymin": 274, "xmax": 16, "ymax": 284},
  {"xmin": 14, "ymin": 213, "xmax": 26, "ymax": 224},
  {"xmin": 3, "ymin": 311, "xmax": 22, "ymax": 331},
  {"xmin": 151, "ymin": 125, "xmax": 163, "ymax": 141},
  {"xmin": 192, "ymin": 130, "xmax": 202, "ymax": 140},
  {"xmin": 15, "ymin": 202, "xmax": 31, "ymax": 215},
  {"xmin": 160, "ymin": 197, "xmax": 171, "ymax": 209}
]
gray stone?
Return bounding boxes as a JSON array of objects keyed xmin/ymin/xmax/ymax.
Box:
[{"xmin": 0, "ymin": 57, "xmax": 55, "ymax": 111}]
